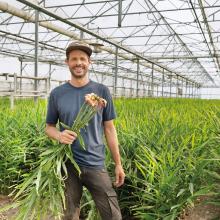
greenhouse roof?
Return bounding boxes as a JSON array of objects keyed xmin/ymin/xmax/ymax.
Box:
[{"xmin": 0, "ymin": 0, "xmax": 220, "ymax": 87}]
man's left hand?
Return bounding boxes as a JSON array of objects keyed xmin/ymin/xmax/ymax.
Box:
[{"xmin": 114, "ymin": 164, "xmax": 125, "ymax": 187}]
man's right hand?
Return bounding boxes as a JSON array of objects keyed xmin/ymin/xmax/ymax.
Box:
[{"xmin": 58, "ymin": 130, "xmax": 77, "ymax": 144}]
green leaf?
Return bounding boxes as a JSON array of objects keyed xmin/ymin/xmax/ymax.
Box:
[
  {"xmin": 163, "ymin": 213, "xmax": 176, "ymax": 220},
  {"xmin": 189, "ymin": 183, "xmax": 194, "ymax": 195},
  {"xmin": 177, "ymin": 189, "xmax": 186, "ymax": 197},
  {"xmin": 65, "ymin": 145, "xmax": 81, "ymax": 175},
  {"xmin": 60, "ymin": 122, "xmax": 72, "ymax": 131},
  {"xmin": 78, "ymin": 134, "xmax": 86, "ymax": 150},
  {"xmin": 35, "ymin": 167, "xmax": 42, "ymax": 194},
  {"xmin": 170, "ymin": 204, "xmax": 181, "ymax": 211},
  {"xmin": 13, "ymin": 173, "xmax": 36, "ymax": 199}
]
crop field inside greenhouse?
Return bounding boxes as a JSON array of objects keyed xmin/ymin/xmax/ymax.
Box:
[{"xmin": 1, "ymin": 98, "xmax": 220, "ymax": 219}]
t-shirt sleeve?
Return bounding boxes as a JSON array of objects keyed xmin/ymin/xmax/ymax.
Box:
[
  {"xmin": 102, "ymin": 86, "xmax": 116, "ymax": 121},
  {"xmin": 46, "ymin": 91, "xmax": 59, "ymax": 124}
]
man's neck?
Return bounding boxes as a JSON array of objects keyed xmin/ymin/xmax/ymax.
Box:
[{"xmin": 69, "ymin": 77, "xmax": 90, "ymax": 88}]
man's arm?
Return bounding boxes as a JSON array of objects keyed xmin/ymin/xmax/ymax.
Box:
[
  {"xmin": 45, "ymin": 123, "xmax": 77, "ymax": 144},
  {"xmin": 103, "ymin": 120, "xmax": 125, "ymax": 187}
]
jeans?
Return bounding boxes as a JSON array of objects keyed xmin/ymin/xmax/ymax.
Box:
[{"xmin": 62, "ymin": 161, "xmax": 122, "ymax": 220}]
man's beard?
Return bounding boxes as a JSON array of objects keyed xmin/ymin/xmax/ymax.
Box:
[{"xmin": 70, "ymin": 68, "xmax": 87, "ymax": 79}]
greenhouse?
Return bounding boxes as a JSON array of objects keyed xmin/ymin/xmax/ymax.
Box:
[{"xmin": 0, "ymin": 0, "xmax": 220, "ymax": 219}]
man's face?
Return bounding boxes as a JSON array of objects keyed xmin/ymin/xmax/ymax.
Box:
[{"xmin": 66, "ymin": 50, "xmax": 90, "ymax": 79}]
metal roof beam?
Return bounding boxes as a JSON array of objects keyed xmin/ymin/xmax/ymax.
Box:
[
  {"xmin": 145, "ymin": 55, "xmax": 220, "ymax": 59},
  {"xmin": 44, "ymin": 0, "xmax": 125, "ymax": 8},
  {"xmin": 189, "ymin": 0, "xmax": 220, "ymax": 75},
  {"xmin": 0, "ymin": 30, "xmax": 64, "ymax": 53},
  {"xmin": 14, "ymin": 9, "xmax": 220, "ymax": 21},
  {"xmin": 2, "ymin": 18, "xmax": 220, "ymax": 29},
  {"xmin": 145, "ymin": 0, "xmax": 215, "ymax": 85},
  {"xmin": 197, "ymin": 0, "xmax": 220, "ymax": 73},
  {"xmin": 0, "ymin": 49, "xmax": 64, "ymax": 66},
  {"xmin": 45, "ymin": 3, "xmax": 220, "ymax": 12},
  {"xmin": 84, "ymin": 2, "xmax": 118, "ymax": 26}
]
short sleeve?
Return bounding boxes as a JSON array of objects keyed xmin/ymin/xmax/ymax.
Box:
[
  {"xmin": 102, "ymin": 86, "xmax": 116, "ymax": 121},
  {"xmin": 46, "ymin": 91, "xmax": 59, "ymax": 124}
]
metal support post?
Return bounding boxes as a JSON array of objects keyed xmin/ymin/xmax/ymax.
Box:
[
  {"xmin": 181, "ymin": 78, "xmax": 184, "ymax": 98},
  {"xmin": 11, "ymin": 73, "xmax": 17, "ymax": 109},
  {"xmin": 45, "ymin": 77, "xmax": 50, "ymax": 97},
  {"xmin": 176, "ymin": 75, "xmax": 179, "ymax": 98},
  {"xmin": 192, "ymin": 83, "xmax": 195, "ymax": 98},
  {"xmin": 80, "ymin": 30, "xmax": 84, "ymax": 39},
  {"xmin": 198, "ymin": 86, "xmax": 201, "ymax": 98},
  {"xmin": 14, "ymin": 73, "xmax": 17, "ymax": 95},
  {"xmin": 118, "ymin": 0, "xmax": 122, "ymax": 27},
  {"xmin": 34, "ymin": 6, "xmax": 39, "ymax": 102},
  {"xmin": 189, "ymin": 83, "xmax": 191, "ymax": 98},
  {"xmin": 195, "ymin": 84, "xmax": 198, "ymax": 98},
  {"xmin": 185, "ymin": 81, "xmax": 188, "ymax": 98},
  {"xmin": 136, "ymin": 58, "xmax": 139, "ymax": 97},
  {"xmin": 48, "ymin": 63, "xmax": 52, "ymax": 93},
  {"xmin": 114, "ymin": 47, "xmax": 118, "ymax": 97},
  {"xmin": 169, "ymin": 74, "xmax": 172, "ymax": 97},
  {"xmin": 122, "ymin": 78, "xmax": 125, "ymax": 97},
  {"xmin": 19, "ymin": 58, "xmax": 23, "ymax": 94},
  {"xmin": 162, "ymin": 69, "xmax": 164, "ymax": 97},
  {"xmin": 151, "ymin": 63, "xmax": 154, "ymax": 97}
]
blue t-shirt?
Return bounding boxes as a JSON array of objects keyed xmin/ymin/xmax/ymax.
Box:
[{"xmin": 46, "ymin": 80, "xmax": 116, "ymax": 168}]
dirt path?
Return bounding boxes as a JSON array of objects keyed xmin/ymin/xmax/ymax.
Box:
[
  {"xmin": 0, "ymin": 195, "xmax": 53, "ymax": 220},
  {"xmin": 0, "ymin": 195, "xmax": 17, "ymax": 220},
  {"xmin": 180, "ymin": 197, "xmax": 220, "ymax": 220},
  {"xmin": 1, "ymin": 195, "xmax": 220, "ymax": 220}
]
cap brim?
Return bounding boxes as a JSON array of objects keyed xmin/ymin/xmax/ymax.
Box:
[{"xmin": 66, "ymin": 45, "xmax": 92, "ymax": 57}]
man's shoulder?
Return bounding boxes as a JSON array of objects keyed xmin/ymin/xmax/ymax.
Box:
[
  {"xmin": 90, "ymin": 80, "xmax": 109, "ymax": 91},
  {"xmin": 50, "ymin": 82, "xmax": 69, "ymax": 95}
]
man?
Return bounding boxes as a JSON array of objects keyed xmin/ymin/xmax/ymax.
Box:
[{"xmin": 45, "ymin": 41, "xmax": 125, "ymax": 220}]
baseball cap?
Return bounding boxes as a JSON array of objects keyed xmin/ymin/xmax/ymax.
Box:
[{"xmin": 66, "ymin": 41, "xmax": 92, "ymax": 57}]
